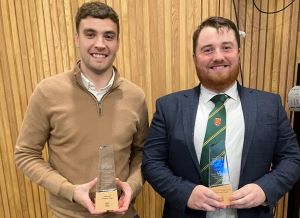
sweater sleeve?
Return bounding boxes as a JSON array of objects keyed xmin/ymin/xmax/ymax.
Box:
[
  {"xmin": 14, "ymin": 85, "xmax": 76, "ymax": 202},
  {"xmin": 126, "ymin": 98, "xmax": 149, "ymax": 199}
]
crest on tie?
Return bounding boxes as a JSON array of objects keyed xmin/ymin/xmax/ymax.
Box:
[{"xmin": 214, "ymin": 118, "xmax": 222, "ymax": 127}]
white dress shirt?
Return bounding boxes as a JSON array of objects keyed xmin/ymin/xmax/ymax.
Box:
[
  {"xmin": 81, "ymin": 70, "xmax": 115, "ymax": 101},
  {"xmin": 194, "ymin": 82, "xmax": 245, "ymax": 218}
]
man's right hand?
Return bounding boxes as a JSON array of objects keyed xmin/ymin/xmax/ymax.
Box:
[
  {"xmin": 187, "ymin": 185, "xmax": 226, "ymax": 211},
  {"xmin": 73, "ymin": 178, "xmax": 106, "ymax": 215}
]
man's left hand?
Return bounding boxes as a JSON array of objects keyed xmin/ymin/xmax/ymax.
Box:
[
  {"xmin": 112, "ymin": 178, "xmax": 133, "ymax": 215},
  {"xmin": 230, "ymin": 183, "xmax": 266, "ymax": 208}
]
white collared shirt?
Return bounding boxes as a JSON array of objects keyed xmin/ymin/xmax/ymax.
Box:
[
  {"xmin": 194, "ymin": 82, "xmax": 245, "ymax": 218},
  {"xmin": 81, "ymin": 71, "xmax": 115, "ymax": 101}
]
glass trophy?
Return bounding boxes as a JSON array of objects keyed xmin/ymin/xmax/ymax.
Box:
[
  {"xmin": 208, "ymin": 142, "xmax": 232, "ymax": 205},
  {"xmin": 95, "ymin": 145, "xmax": 118, "ymax": 211}
]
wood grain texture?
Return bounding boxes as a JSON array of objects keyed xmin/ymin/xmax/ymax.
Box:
[{"xmin": 0, "ymin": 0, "xmax": 299, "ymax": 217}]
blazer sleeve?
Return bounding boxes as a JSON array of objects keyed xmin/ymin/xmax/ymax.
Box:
[
  {"xmin": 142, "ymin": 98, "xmax": 197, "ymax": 212},
  {"xmin": 254, "ymin": 95, "xmax": 300, "ymax": 208}
]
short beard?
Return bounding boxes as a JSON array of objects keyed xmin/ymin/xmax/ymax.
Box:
[{"xmin": 197, "ymin": 66, "xmax": 239, "ymax": 92}]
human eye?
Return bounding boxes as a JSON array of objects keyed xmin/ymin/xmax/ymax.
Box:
[
  {"xmin": 223, "ymin": 44, "xmax": 233, "ymax": 51},
  {"xmin": 86, "ymin": 33, "xmax": 95, "ymax": 38},
  {"xmin": 201, "ymin": 46, "xmax": 214, "ymax": 54},
  {"xmin": 104, "ymin": 32, "xmax": 116, "ymax": 41},
  {"xmin": 84, "ymin": 30, "xmax": 95, "ymax": 39}
]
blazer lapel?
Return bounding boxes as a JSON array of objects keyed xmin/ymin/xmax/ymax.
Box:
[
  {"xmin": 238, "ymin": 85, "xmax": 257, "ymax": 173},
  {"xmin": 182, "ymin": 86, "xmax": 202, "ymax": 175}
]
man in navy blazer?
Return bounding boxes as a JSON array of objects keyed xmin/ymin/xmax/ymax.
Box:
[{"xmin": 142, "ymin": 16, "xmax": 300, "ymax": 218}]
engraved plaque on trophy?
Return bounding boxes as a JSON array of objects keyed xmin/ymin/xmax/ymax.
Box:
[
  {"xmin": 208, "ymin": 142, "xmax": 232, "ymax": 205},
  {"xmin": 95, "ymin": 145, "xmax": 118, "ymax": 211}
]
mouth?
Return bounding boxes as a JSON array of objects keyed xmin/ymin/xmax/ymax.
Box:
[
  {"xmin": 209, "ymin": 65, "xmax": 229, "ymax": 70},
  {"xmin": 90, "ymin": 53, "xmax": 108, "ymax": 59}
]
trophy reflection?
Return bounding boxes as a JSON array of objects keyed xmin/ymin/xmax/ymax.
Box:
[
  {"xmin": 95, "ymin": 145, "xmax": 118, "ymax": 211},
  {"xmin": 209, "ymin": 142, "xmax": 232, "ymax": 205}
]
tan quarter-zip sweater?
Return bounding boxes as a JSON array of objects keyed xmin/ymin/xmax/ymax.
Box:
[{"xmin": 15, "ymin": 62, "xmax": 149, "ymax": 218}]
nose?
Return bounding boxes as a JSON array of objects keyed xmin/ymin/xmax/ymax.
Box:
[
  {"xmin": 213, "ymin": 48, "xmax": 224, "ymax": 61},
  {"xmin": 95, "ymin": 36, "xmax": 105, "ymax": 48}
]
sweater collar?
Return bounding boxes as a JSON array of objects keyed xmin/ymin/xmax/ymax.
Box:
[{"xmin": 73, "ymin": 60, "xmax": 123, "ymax": 90}]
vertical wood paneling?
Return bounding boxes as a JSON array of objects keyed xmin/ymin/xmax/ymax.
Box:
[
  {"xmin": 186, "ymin": 0, "xmax": 198, "ymax": 89},
  {"xmin": 264, "ymin": 1, "xmax": 275, "ymax": 92},
  {"xmin": 170, "ymin": 0, "xmax": 180, "ymax": 93},
  {"xmin": 273, "ymin": 1, "xmax": 283, "ymax": 94},
  {"xmin": 0, "ymin": 69, "xmax": 11, "ymax": 215},
  {"xmin": 22, "ymin": 0, "xmax": 38, "ymax": 93},
  {"xmin": 237, "ymin": 0, "xmax": 246, "ymax": 85},
  {"xmin": 179, "ymin": 0, "xmax": 187, "ymax": 90},
  {"xmin": 0, "ymin": 2, "xmax": 16, "ymax": 217},
  {"xmin": 1, "ymin": 1, "xmax": 24, "ymax": 218},
  {"xmin": 119, "ymin": 0, "xmax": 131, "ymax": 80},
  {"xmin": 0, "ymin": 0, "xmax": 299, "ymax": 217},
  {"xmin": 27, "ymin": 0, "xmax": 44, "ymax": 84},
  {"xmin": 250, "ymin": 1, "xmax": 259, "ymax": 88},
  {"xmin": 256, "ymin": 0, "xmax": 267, "ymax": 91},
  {"xmin": 64, "ymin": 0, "xmax": 77, "ymax": 68},
  {"xmin": 279, "ymin": 0, "xmax": 291, "ymax": 107},
  {"xmin": 243, "ymin": 0, "xmax": 254, "ymax": 87},
  {"xmin": 164, "ymin": 0, "xmax": 172, "ymax": 94},
  {"xmin": 141, "ymin": 0, "xmax": 153, "ymax": 113}
]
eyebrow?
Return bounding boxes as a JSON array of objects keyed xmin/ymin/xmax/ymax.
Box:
[
  {"xmin": 83, "ymin": 28, "xmax": 96, "ymax": 33},
  {"xmin": 200, "ymin": 41, "xmax": 235, "ymax": 48},
  {"xmin": 103, "ymin": 31, "xmax": 117, "ymax": 35},
  {"xmin": 82, "ymin": 29, "xmax": 117, "ymax": 35},
  {"xmin": 199, "ymin": 44, "xmax": 213, "ymax": 50},
  {"xmin": 222, "ymin": 41, "xmax": 234, "ymax": 45}
]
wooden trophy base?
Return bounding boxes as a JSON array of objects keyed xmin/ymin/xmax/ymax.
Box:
[
  {"xmin": 95, "ymin": 190, "xmax": 118, "ymax": 211},
  {"xmin": 210, "ymin": 184, "xmax": 233, "ymax": 205}
]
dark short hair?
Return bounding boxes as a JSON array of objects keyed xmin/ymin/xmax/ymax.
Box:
[
  {"xmin": 193, "ymin": 16, "xmax": 240, "ymax": 53},
  {"xmin": 75, "ymin": 1, "xmax": 119, "ymax": 37}
]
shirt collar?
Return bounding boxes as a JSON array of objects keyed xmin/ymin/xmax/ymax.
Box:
[
  {"xmin": 200, "ymin": 81, "xmax": 239, "ymax": 103},
  {"xmin": 80, "ymin": 70, "xmax": 115, "ymax": 92}
]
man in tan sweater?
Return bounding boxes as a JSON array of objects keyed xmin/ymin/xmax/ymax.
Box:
[{"xmin": 14, "ymin": 2, "xmax": 148, "ymax": 218}]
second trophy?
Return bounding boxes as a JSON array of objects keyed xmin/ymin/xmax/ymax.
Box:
[{"xmin": 95, "ymin": 145, "xmax": 119, "ymax": 211}]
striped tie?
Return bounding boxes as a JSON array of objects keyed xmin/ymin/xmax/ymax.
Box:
[{"xmin": 200, "ymin": 94, "xmax": 228, "ymax": 186}]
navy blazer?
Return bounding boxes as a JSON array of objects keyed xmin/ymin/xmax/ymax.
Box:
[{"xmin": 142, "ymin": 84, "xmax": 300, "ymax": 218}]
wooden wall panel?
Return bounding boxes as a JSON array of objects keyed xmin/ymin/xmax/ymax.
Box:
[{"xmin": 0, "ymin": 0, "xmax": 299, "ymax": 217}]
